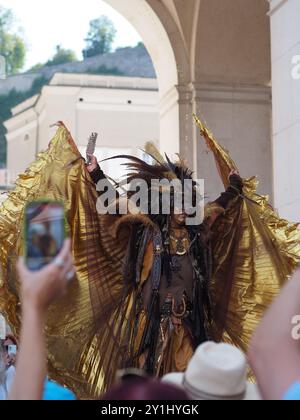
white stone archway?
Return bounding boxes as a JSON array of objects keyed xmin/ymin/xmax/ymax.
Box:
[
  {"xmin": 104, "ymin": 0, "xmax": 187, "ymax": 159},
  {"xmin": 104, "ymin": 0, "xmax": 272, "ymax": 203}
]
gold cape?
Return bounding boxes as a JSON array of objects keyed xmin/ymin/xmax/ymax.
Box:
[
  {"xmin": 0, "ymin": 119, "xmax": 299, "ymax": 398},
  {"xmin": 193, "ymin": 115, "xmax": 300, "ymax": 346}
]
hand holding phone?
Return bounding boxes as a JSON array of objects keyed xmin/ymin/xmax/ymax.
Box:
[
  {"xmin": 86, "ymin": 155, "xmax": 99, "ymax": 173},
  {"xmin": 25, "ymin": 201, "xmax": 65, "ymax": 271}
]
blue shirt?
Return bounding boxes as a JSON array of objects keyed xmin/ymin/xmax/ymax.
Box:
[
  {"xmin": 283, "ymin": 381, "xmax": 300, "ymax": 401},
  {"xmin": 43, "ymin": 380, "xmax": 76, "ymax": 401}
]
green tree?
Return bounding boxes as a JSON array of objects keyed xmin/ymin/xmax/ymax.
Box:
[
  {"xmin": 0, "ymin": 6, "xmax": 26, "ymax": 75},
  {"xmin": 29, "ymin": 63, "xmax": 44, "ymax": 72},
  {"xmin": 46, "ymin": 45, "xmax": 77, "ymax": 67},
  {"xmin": 83, "ymin": 16, "xmax": 117, "ymax": 59}
]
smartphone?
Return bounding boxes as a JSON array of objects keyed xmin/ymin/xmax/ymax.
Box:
[
  {"xmin": 0, "ymin": 314, "xmax": 5, "ymax": 340},
  {"xmin": 8, "ymin": 345, "xmax": 17, "ymax": 357},
  {"xmin": 25, "ymin": 201, "xmax": 65, "ymax": 271}
]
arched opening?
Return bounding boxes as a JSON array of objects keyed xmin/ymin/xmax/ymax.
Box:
[
  {"xmin": 2, "ymin": 0, "xmax": 183, "ymax": 183},
  {"xmin": 1, "ymin": 0, "xmax": 272, "ymax": 202},
  {"xmin": 105, "ymin": 0, "xmax": 178, "ymax": 97},
  {"xmin": 104, "ymin": 0, "xmax": 272, "ymax": 202},
  {"xmin": 104, "ymin": 0, "xmax": 182, "ymax": 156}
]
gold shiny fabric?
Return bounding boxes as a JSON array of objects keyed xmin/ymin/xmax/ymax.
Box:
[
  {"xmin": 0, "ymin": 124, "xmax": 134, "ymax": 398},
  {"xmin": 134, "ymin": 310, "xmax": 194, "ymax": 377},
  {"xmin": 1, "ymin": 119, "xmax": 300, "ymax": 399},
  {"xmin": 194, "ymin": 114, "xmax": 300, "ymax": 351}
]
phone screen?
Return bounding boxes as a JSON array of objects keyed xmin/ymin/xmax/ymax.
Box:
[
  {"xmin": 25, "ymin": 201, "xmax": 65, "ymax": 271},
  {"xmin": 8, "ymin": 345, "xmax": 17, "ymax": 357},
  {"xmin": 0, "ymin": 314, "xmax": 5, "ymax": 340}
]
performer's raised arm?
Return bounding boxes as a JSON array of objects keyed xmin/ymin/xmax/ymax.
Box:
[
  {"xmin": 205, "ymin": 170, "xmax": 243, "ymax": 227},
  {"xmin": 86, "ymin": 154, "xmax": 107, "ymax": 185}
]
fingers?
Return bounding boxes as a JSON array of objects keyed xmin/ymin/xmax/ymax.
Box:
[
  {"xmin": 55, "ymin": 239, "xmax": 75, "ymax": 281},
  {"xmin": 87, "ymin": 154, "xmax": 97, "ymax": 164},
  {"xmin": 58, "ymin": 238, "xmax": 71, "ymax": 261},
  {"xmin": 61, "ymin": 254, "xmax": 75, "ymax": 280},
  {"xmin": 17, "ymin": 257, "xmax": 29, "ymax": 278},
  {"xmin": 17, "ymin": 239, "xmax": 75, "ymax": 287},
  {"xmin": 43, "ymin": 239, "xmax": 72, "ymax": 276},
  {"xmin": 59, "ymin": 239, "xmax": 74, "ymax": 276}
]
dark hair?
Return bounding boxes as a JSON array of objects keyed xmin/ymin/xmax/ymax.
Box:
[{"xmin": 101, "ymin": 378, "xmax": 190, "ymax": 401}]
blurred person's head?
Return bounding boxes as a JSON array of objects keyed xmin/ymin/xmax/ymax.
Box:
[
  {"xmin": 162, "ymin": 341, "xmax": 261, "ymax": 400},
  {"xmin": 102, "ymin": 377, "xmax": 190, "ymax": 401},
  {"xmin": 115, "ymin": 367, "xmax": 148, "ymax": 383}
]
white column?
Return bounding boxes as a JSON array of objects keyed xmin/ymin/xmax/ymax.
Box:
[
  {"xmin": 158, "ymin": 84, "xmax": 196, "ymax": 172},
  {"xmin": 158, "ymin": 86, "xmax": 180, "ymax": 158},
  {"xmin": 193, "ymin": 83, "xmax": 272, "ymax": 202},
  {"xmin": 269, "ymin": 0, "xmax": 300, "ymax": 220},
  {"xmin": 177, "ymin": 84, "xmax": 194, "ymax": 171}
]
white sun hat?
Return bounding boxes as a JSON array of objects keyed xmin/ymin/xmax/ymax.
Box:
[{"xmin": 162, "ymin": 342, "xmax": 261, "ymax": 400}]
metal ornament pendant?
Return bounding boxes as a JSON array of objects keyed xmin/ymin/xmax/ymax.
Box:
[
  {"xmin": 170, "ymin": 232, "xmax": 189, "ymax": 256},
  {"xmin": 176, "ymin": 239, "xmax": 187, "ymax": 256}
]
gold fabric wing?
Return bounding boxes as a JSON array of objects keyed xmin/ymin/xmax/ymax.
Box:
[
  {"xmin": 194, "ymin": 114, "xmax": 300, "ymax": 350},
  {"xmin": 0, "ymin": 124, "xmax": 136, "ymax": 398},
  {"xmin": 1, "ymin": 117, "xmax": 300, "ymax": 399}
]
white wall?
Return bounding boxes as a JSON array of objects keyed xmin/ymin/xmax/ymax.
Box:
[
  {"xmin": 6, "ymin": 118, "xmax": 38, "ymax": 177},
  {"xmin": 195, "ymin": 84, "xmax": 272, "ymax": 201},
  {"xmin": 269, "ymin": 0, "xmax": 300, "ymax": 220},
  {"xmin": 104, "ymin": 0, "xmax": 182, "ymax": 164},
  {"xmin": 5, "ymin": 76, "xmax": 160, "ymax": 180}
]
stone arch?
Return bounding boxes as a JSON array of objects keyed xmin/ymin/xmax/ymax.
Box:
[
  {"xmin": 104, "ymin": 0, "xmax": 272, "ymax": 200},
  {"xmin": 104, "ymin": 0, "xmax": 191, "ymax": 158}
]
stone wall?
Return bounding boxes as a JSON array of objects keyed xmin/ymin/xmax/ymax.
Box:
[{"xmin": 0, "ymin": 44, "xmax": 156, "ymax": 96}]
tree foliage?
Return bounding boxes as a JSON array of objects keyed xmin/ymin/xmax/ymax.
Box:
[
  {"xmin": 0, "ymin": 6, "xmax": 26, "ymax": 75},
  {"xmin": 46, "ymin": 45, "xmax": 77, "ymax": 67},
  {"xmin": 83, "ymin": 16, "xmax": 117, "ymax": 59}
]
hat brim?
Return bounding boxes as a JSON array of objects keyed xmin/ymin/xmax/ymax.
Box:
[
  {"xmin": 245, "ymin": 383, "xmax": 262, "ymax": 401},
  {"xmin": 162, "ymin": 374, "xmax": 261, "ymax": 400},
  {"xmin": 162, "ymin": 373, "xmax": 184, "ymax": 387}
]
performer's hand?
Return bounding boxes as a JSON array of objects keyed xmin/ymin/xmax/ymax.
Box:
[
  {"xmin": 229, "ymin": 170, "xmax": 243, "ymax": 193},
  {"xmin": 86, "ymin": 155, "xmax": 98, "ymax": 173},
  {"xmin": 229, "ymin": 169, "xmax": 239, "ymax": 176},
  {"xmin": 17, "ymin": 239, "xmax": 75, "ymax": 315}
]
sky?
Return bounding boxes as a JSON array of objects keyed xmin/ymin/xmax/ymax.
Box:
[{"xmin": 0, "ymin": 0, "xmax": 142, "ymax": 70}]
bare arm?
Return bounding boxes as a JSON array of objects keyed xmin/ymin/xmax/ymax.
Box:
[
  {"xmin": 248, "ymin": 269, "xmax": 300, "ymax": 400},
  {"xmin": 8, "ymin": 240, "xmax": 74, "ymax": 400},
  {"xmin": 9, "ymin": 303, "xmax": 47, "ymax": 400}
]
